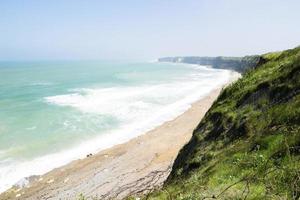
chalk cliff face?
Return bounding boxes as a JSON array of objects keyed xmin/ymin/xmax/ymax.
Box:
[
  {"xmin": 158, "ymin": 55, "xmax": 263, "ymax": 73},
  {"xmin": 147, "ymin": 46, "xmax": 300, "ymax": 199}
]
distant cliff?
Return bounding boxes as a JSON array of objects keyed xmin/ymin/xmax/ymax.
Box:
[{"xmin": 158, "ymin": 56, "xmax": 264, "ymax": 73}]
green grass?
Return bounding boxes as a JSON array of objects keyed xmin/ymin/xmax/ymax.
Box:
[{"xmin": 139, "ymin": 46, "xmax": 300, "ymax": 200}]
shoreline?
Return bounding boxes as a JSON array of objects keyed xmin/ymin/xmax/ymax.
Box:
[
  {"xmin": 0, "ymin": 64, "xmax": 231, "ymax": 193},
  {"xmin": 1, "ymin": 71, "xmax": 240, "ymax": 200}
]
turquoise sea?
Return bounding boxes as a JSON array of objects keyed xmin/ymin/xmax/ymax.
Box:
[{"xmin": 0, "ymin": 60, "xmax": 231, "ymax": 192}]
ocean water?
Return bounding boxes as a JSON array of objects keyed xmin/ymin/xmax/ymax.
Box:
[{"xmin": 0, "ymin": 60, "xmax": 231, "ymax": 192}]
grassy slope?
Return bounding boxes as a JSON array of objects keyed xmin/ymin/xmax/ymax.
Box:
[
  {"xmin": 143, "ymin": 47, "xmax": 300, "ymax": 199},
  {"xmin": 159, "ymin": 56, "xmax": 261, "ymax": 73}
]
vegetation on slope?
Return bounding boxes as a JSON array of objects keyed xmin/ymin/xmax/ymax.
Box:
[
  {"xmin": 145, "ymin": 47, "xmax": 300, "ymax": 200},
  {"xmin": 158, "ymin": 56, "xmax": 262, "ymax": 73}
]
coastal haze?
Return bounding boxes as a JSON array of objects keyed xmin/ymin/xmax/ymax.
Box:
[{"xmin": 1, "ymin": 0, "xmax": 300, "ymax": 60}]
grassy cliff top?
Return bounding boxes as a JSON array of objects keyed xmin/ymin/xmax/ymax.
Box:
[
  {"xmin": 158, "ymin": 55, "xmax": 262, "ymax": 73},
  {"xmin": 141, "ymin": 46, "xmax": 300, "ymax": 199}
]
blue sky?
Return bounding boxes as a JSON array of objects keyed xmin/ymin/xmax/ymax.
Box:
[{"xmin": 0, "ymin": 0, "xmax": 299, "ymax": 60}]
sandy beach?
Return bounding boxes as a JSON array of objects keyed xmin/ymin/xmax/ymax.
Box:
[{"xmin": 0, "ymin": 72, "xmax": 240, "ymax": 200}]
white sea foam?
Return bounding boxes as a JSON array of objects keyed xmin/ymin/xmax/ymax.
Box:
[{"xmin": 0, "ymin": 66, "xmax": 237, "ymax": 193}]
